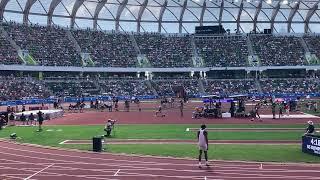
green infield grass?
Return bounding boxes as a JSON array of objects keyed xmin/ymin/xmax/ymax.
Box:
[
  {"xmin": 0, "ymin": 124, "xmax": 308, "ymax": 144},
  {"xmin": 0, "ymin": 124, "xmax": 318, "ymax": 163},
  {"xmin": 62, "ymin": 144, "xmax": 320, "ymax": 163}
]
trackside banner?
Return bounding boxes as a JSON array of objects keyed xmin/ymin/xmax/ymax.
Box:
[{"xmin": 302, "ymin": 135, "xmax": 320, "ymax": 156}]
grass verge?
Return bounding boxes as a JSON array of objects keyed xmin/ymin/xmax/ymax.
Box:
[
  {"xmin": 0, "ymin": 124, "xmax": 317, "ymax": 163},
  {"xmin": 62, "ymin": 144, "xmax": 320, "ymax": 163}
]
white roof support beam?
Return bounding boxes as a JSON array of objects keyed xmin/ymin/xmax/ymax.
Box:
[
  {"xmin": 70, "ymin": 0, "xmax": 85, "ymax": 29},
  {"xmin": 304, "ymin": 0, "xmax": 319, "ymax": 33},
  {"xmin": 178, "ymin": 0, "xmax": 188, "ymax": 33},
  {"xmin": 47, "ymin": 0, "xmax": 62, "ymax": 26},
  {"xmin": 93, "ymin": 0, "xmax": 108, "ymax": 30},
  {"xmin": 158, "ymin": 0, "xmax": 167, "ymax": 33},
  {"xmin": 219, "ymin": 0, "xmax": 224, "ymax": 25},
  {"xmin": 0, "ymin": 0, "xmax": 10, "ymax": 21},
  {"xmin": 137, "ymin": 0, "xmax": 148, "ymax": 33},
  {"xmin": 115, "ymin": 0, "xmax": 128, "ymax": 31},
  {"xmin": 236, "ymin": 0, "xmax": 244, "ymax": 33},
  {"xmin": 287, "ymin": 0, "xmax": 301, "ymax": 33},
  {"xmin": 199, "ymin": 1, "xmax": 206, "ymax": 26},
  {"xmin": 270, "ymin": 1, "xmax": 281, "ymax": 33},
  {"xmin": 253, "ymin": 0, "xmax": 263, "ymax": 32},
  {"xmin": 23, "ymin": 0, "xmax": 37, "ymax": 24}
]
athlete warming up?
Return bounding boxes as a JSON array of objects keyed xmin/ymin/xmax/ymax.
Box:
[{"xmin": 197, "ymin": 124, "xmax": 209, "ymax": 168}]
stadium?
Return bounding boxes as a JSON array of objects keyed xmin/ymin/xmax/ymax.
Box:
[{"xmin": 0, "ymin": 0, "xmax": 319, "ymax": 179}]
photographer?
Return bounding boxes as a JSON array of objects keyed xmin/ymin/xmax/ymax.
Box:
[
  {"xmin": 305, "ymin": 121, "xmax": 315, "ymax": 135},
  {"xmin": 0, "ymin": 115, "xmax": 6, "ymax": 130},
  {"xmin": 104, "ymin": 119, "xmax": 116, "ymax": 137}
]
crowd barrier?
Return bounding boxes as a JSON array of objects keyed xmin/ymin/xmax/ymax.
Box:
[{"xmin": 0, "ymin": 93, "xmax": 319, "ymax": 106}]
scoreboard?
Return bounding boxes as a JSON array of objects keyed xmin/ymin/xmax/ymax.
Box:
[
  {"xmin": 302, "ymin": 135, "xmax": 320, "ymax": 156},
  {"xmin": 195, "ymin": 25, "xmax": 226, "ymax": 34}
]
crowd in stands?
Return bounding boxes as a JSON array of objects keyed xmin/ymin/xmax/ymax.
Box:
[
  {"xmin": 203, "ymin": 79, "xmax": 258, "ymax": 96},
  {"xmin": 303, "ymin": 36, "xmax": 320, "ymax": 62},
  {"xmin": 0, "ymin": 33, "xmax": 21, "ymax": 65},
  {"xmin": 3, "ymin": 22, "xmax": 81, "ymax": 66},
  {"xmin": 45, "ymin": 81, "xmax": 99, "ymax": 97},
  {"xmin": 135, "ymin": 34, "xmax": 193, "ymax": 67},
  {"xmin": 251, "ymin": 35, "xmax": 306, "ymax": 66},
  {"xmin": 99, "ymin": 80, "xmax": 154, "ymax": 97},
  {"xmin": 260, "ymin": 78, "xmax": 320, "ymax": 94},
  {"xmin": 151, "ymin": 79, "xmax": 200, "ymax": 97},
  {"xmin": 195, "ymin": 36, "xmax": 248, "ymax": 67},
  {"xmin": 0, "ymin": 22, "xmax": 317, "ymax": 68},
  {"xmin": 0, "ymin": 75, "xmax": 320, "ymax": 101},
  {"xmin": 72, "ymin": 30, "xmax": 137, "ymax": 67},
  {"xmin": 0, "ymin": 76, "xmax": 49, "ymax": 101}
]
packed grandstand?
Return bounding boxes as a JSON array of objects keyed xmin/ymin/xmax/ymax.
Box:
[
  {"xmin": 0, "ymin": 21, "xmax": 320, "ymax": 101},
  {"xmin": 0, "ymin": 0, "xmax": 319, "ymax": 101},
  {"xmin": 0, "ymin": 0, "xmax": 320, "ymax": 179}
]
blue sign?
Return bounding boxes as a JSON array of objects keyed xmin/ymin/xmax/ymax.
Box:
[{"xmin": 302, "ymin": 135, "xmax": 320, "ymax": 156}]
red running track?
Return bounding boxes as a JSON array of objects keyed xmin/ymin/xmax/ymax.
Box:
[
  {"xmin": 0, "ymin": 140, "xmax": 319, "ymax": 180},
  {"xmin": 45, "ymin": 110, "xmax": 320, "ymax": 126}
]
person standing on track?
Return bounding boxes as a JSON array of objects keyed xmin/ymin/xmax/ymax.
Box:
[
  {"xmin": 279, "ymin": 102, "xmax": 284, "ymax": 118},
  {"xmin": 271, "ymin": 102, "xmax": 276, "ymax": 119},
  {"xmin": 179, "ymin": 100, "xmax": 184, "ymax": 117},
  {"xmin": 197, "ymin": 124, "xmax": 209, "ymax": 168},
  {"xmin": 37, "ymin": 111, "xmax": 44, "ymax": 132}
]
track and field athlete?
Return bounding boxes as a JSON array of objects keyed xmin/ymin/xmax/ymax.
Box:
[{"xmin": 197, "ymin": 124, "xmax": 209, "ymax": 168}]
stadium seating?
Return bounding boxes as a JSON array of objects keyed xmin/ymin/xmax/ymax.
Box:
[
  {"xmin": 259, "ymin": 78, "xmax": 320, "ymax": 94},
  {"xmin": 0, "ymin": 76, "xmax": 50, "ymax": 101},
  {"xmin": 1, "ymin": 75, "xmax": 320, "ymax": 101},
  {"xmin": 1, "ymin": 23, "xmax": 316, "ymax": 68},
  {"xmin": 0, "ymin": 33, "xmax": 21, "ymax": 65},
  {"xmin": 151, "ymin": 79, "xmax": 200, "ymax": 97},
  {"xmin": 72, "ymin": 30, "xmax": 137, "ymax": 67},
  {"xmin": 99, "ymin": 80, "xmax": 154, "ymax": 96},
  {"xmin": 303, "ymin": 36, "xmax": 320, "ymax": 61},
  {"xmin": 195, "ymin": 36, "xmax": 248, "ymax": 67},
  {"xmin": 3, "ymin": 22, "xmax": 81, "ymax": 66},
  {"xmin": 135, "ymin": 34, "xmax": 193, "ymax": 68},
  {"xmin": 45, "ymin": 81, "xmax": 99, "ymax": 97},
  {"xmin": 203, "ymin": 79, "xmax": 258, "ymax": 96},
  {"xmin": 251, "ymin": 35, "xmax": 306, "ymax": 66}
]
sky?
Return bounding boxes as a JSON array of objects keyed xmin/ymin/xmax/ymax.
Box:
[{"xmin": 2, "ymin": 0, "xmax": 320, "ymax": 33}]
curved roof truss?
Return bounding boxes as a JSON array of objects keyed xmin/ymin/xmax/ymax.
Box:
[{"xmin": 1, "ymin": 0, "xmax": 319, "ymax": 34}]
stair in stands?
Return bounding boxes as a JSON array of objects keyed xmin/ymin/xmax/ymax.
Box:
[
  {"xmin": 254, "ymin": 79, "xmax": 263, "ymax": 94},
  {"xmin": 300, "ymin": 37, "xmax": 319, "ymax": 65},
  {"xmin": 0, "ymin": 24, "xmax": 26, "ymax": 64},
  {"xmin": 247, "ymin": 35, "xmax": 261, "ymax": 67},
  {"xmin": 299, "ymin": 37, "xmax": 310, "ymax": 53},
  {"xmin": 66, "ymin": 30, "xmax": 87, "ymax": 66},
  {"xmin": 145, "ymin": 80, "xmax": 158, "ymax": 97},
  {"xmin": 198, "ymin": 79, "xmax": 205, "ymax": 96},
  {"xmin": 190, "ymin": 35, "xmax": 203, "ymax": 67},
  {"xmin": 129, "ymin": 33, "xmax": 141, "ymax": 55}
]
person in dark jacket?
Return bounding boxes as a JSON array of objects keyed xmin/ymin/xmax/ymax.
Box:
[
  {"xmin": 305, "ymin": 121, "xmax": 315, "ymax": 135},
  {"xmin": 20, "ymin": 113, "xmax": 26, "ymax": 125}
]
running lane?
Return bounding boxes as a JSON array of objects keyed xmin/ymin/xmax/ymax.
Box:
[{"xmin": 0, "ymin": 140, "xmax": 319, "ymax": 180}]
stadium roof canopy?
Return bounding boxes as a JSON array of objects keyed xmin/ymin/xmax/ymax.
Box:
[{"xmin": 0, "ymin": 0, "xmax": 319, "ymax": 33}]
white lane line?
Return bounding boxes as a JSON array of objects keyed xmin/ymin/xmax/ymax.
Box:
[
  {"xmin": 59, "ymin": 140, "xmax": 69, "ymax": 145},
  {"xmin": 114, "ymin": 169, "xmax": 120, "ymax": 176},
  {"xmin": 0, "ymin": 164, "xmax": 118, "ymax": 180},
  {"xmin": 0, "ymin": 158, "xmax": 319, "ymax": 180},
  {"xmin": 0, "ymin": 147, "xmax": 319, "ymax": 173},
  {"xmin": 4, "ymin": 140, "xmax": 320, "ymax": 167},
  {"xmin": 24, "ymin": 164, "xmax": 54, "ymax": 180}
]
